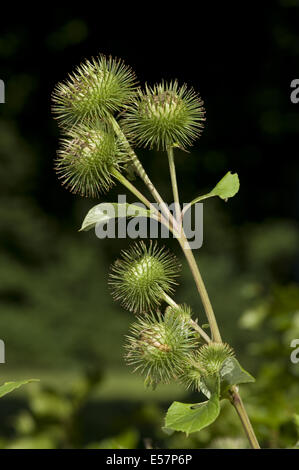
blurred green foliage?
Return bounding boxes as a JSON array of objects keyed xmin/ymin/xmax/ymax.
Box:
[
  {"xmin": 0, "ymin": 2, "xmax": 299, "ymax": 448},
  {"xmin": 0, "ymin": 218, "xmax": 298, "ymax": 448},
  {"xmin": 1, "ymin": 278, "xmax": 299, "ymax": 449}
]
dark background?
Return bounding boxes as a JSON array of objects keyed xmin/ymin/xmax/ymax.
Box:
[{"xmin": 0, "ymin": 1, "xmax": 298, "ymax": 449}]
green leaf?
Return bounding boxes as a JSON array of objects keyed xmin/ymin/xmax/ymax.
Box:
[
  {"xmin": 183, "ymin": 172, "xmax": 239, "ymax": 215},
  {"xmin": 220, "ymin": 357, "xmax": 255, "ymax": 395},
  {"xmin": 209, "ymin": 171, "xmax": 240, "ymax": 200},
  {"xmin": 161, "ymin": 427, "xmax": 175, "ymax": 436},
  {"xmin": 165, "ymin": 392, "xmax": 220, "ymax": 436},
  {"xmin": 0, "ymin": 379, "xmax": 39, "ymax": 399},
  {"xmin": 80, "ymin": 203, "xmax": 153, "ymax": 232},
  {"xmin": 200, "ymin": 373, "xmax": 220, "ymax": 399}
]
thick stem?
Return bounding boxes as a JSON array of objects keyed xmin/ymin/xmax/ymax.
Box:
[
  {"xmin": 113, "ymin": 121, "xmax": 220, "ymax": 340},
  {"xmin": 111, "ymin": 117, "xmax": 260, "ymax": 449},
  {"xmin": 229, "ymin": 386, "xmax": 260, "ymax": 449},
  {"xmin": 179, "ymin": 238, "xmax": 260, "ymax": 449},
  {"xmin": 178, "ymin": 217, "xmax": 260, "ymax": 447},
  {"xmin": 165, "ymin": 148, "xmax": 220, "ymax": 341},
  {"xmin": 178, "ymin": 233, "xmax": 222, "ymax": 343}
]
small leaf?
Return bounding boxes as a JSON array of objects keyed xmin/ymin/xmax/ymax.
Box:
[
  {"xmin": 220, "ymin": 357, "xmax": 255, "ymax": 395},
  {"xmin": 0, "ymin": 379, "xmax": 39, "ymax": 399},
  {"xmin": 182, "ymin": 171, "xmax": 239, "ymax": 217},
  {"xmin": 165, "ymin": 392, "xmax": 220, "ymax": 436},
  {"xmin": 209, "ymin": 171, "xmax": 240, "ymax": 200},
  {"xmin": 80, "ymin": 203, "xmax": 154, "ymax": 232}
]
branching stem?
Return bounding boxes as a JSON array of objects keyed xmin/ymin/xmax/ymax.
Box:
[
  {"xmin": 165, "ymin": 147, "xmax": 220, "ymax": 340},
  {"xmin": 162, "ymin": 292, "xmax": 211, "ymax": 344},
  {"xmin": 112, "ymin": 169, "xmax": 174, "ymax": 234},
  {"xmin": 178, "ymin": 233, "xmax": 222, "ymax": 343},
  {"xmin": 112, "ymin": 168, "xmax": 153, "ymax": 209},
  {"xmin": 111, "ymin": 117, "xmax": 260, "ymax": 450},
  {"xmin": 109, "ymin": 116, "xmax": 180, "ymax": 233}
]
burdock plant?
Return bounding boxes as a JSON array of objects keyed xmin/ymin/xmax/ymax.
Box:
[{"xmin": 52, "ymin": 54, "xmax": 260, "ymax": 448}]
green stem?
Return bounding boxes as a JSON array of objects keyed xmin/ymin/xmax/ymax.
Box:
[
  {"xmin": 162, "ymin": 292, "xmax": 211, "ymax": 344},
  {"xmin": 178, "ymin": 232, "xmax": 222, "ymax": 343},
  {"xmin": 181, "ymin": 194, "xmax": 213, "ymax": 220},
  {"xmin": 167, "ymin": 146, "xmax": 181, "ymax": 222},
  {"xmin": 177, "ymin": 202, "xmax": 260, "ymax": 447},
  {"xmin": 111, "ymin": 117, "xmax": 260, "ymax": 449},
  {"xmin": 113, "ymin": 119, "xmax": 220, "ymax": 340},
  {"xmin": 112, "ymin": 169, "xmax": 171, "ymax": 232},
  {"xmin": 112, "ymin": 168, "xmax": 153, "ymax": 209},
  {"xmin": 189, "ymin": 319, "xmax": 211, "ymax": 344},
  {"xmin": 166, "ymin": 148, "xmax": 218, "ymax": 340},
  {"xmin": 178, "ymin": 230, "xmax": 260, "ymax": 449},
  {"xmin": 229, "ymin": 386, "xmax": 260, "ymax": 449},
  {"xmin": 109, "ymin": 117, "xmax": 179, "ymax": 232}
]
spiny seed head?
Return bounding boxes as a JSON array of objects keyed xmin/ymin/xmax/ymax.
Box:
[
  {"xmin": 197, "ymin": 342, "xmax": 234, "ymax": 375},
  {"xmin": 52, "ymin": 54, "xmax": 137, "ymax": 127},
  {"xmin": 179, "ymin": 364, "xmax": 203, "ymax": 391},
  {"xmin": 122, "ymin": 81, "xmax": 206, "ymax": 150},
  {"xmin": 164, "ymin": 304, "xmax": 192, "ymax": 324},
  {"xmin": 55, "ymin": 120, "xmax": 127, "ymax": 198},
  {"xmin": 109, "ymin": 241, "xmax": 181, "ymax": 314},
  {"xmin": 125, "ymin": 312, "xmax": 198, "ymax": 387}
]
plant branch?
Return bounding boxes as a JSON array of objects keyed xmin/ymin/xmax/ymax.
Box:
[
  {"xmin": 113, "ymin": 168, "xmax": 153, "ymax": 209},
  {"xmin": 109, "ymin": 116, "xmax": 180, "ymax": 233},
  {"xmin": 167, "ymin": 146, "xmax": 181, "ymax": 222},
  {"xmin": 112, "ymin": 122, "xmax": 221, "ymax": 341},
  {"xmin": 164, "ymin": 153, "xmax": 260, "ymax": 448},
  {"xmin": 178, "ymin": 232, "xmax": 222, "ymax": 343},
  {"xmin": 112, "ymin": 126, "xmax": 220, "ymax": 342},
  {"xmin": 113, "ymin": 169, "xmax": 173, "ymax": 233},
  {"xmin": 189, "ymin": 319, "xmax": 211, "ymax": 344},
  {"xmin": 112, "ymin": 118, "xmax": 260, "ymax": 450},
  {"xmin": 162, "ymin": 292, "xmax": 211, "ymax": 344},
  {"xmin": 229, "ymin": 386, "xmax": 260, "ymax": 449}
]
